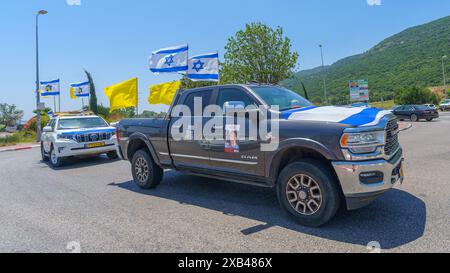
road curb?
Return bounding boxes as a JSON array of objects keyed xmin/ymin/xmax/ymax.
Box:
[{"xmin": 0, "ymin": 145, "xmax": 40, "ymax": 153}]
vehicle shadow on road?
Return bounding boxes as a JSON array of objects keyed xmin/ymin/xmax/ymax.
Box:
[{"xmin": 110, "ymin": 171, "xmax": 426, "ymax": 250}]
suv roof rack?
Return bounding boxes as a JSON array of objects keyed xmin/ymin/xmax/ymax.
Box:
[{"xmin": 52, "ymin": 111, "xmax": 95, "ymax": 117}]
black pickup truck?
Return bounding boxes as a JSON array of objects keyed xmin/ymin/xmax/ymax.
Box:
[{"xmin": 116, "ymin": 84, "xmax": 404, "ymax": 227}]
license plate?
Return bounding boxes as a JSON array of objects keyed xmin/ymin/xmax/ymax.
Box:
[{"xmin": 86, "ymin": 142, "xmax": 105, "ymax": 148}]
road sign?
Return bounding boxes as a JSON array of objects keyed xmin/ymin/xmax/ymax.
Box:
[
  {"xmin": 37, "ymin": 102, "xmax": 46, "ymax": 110},
  {"xmin": 349, "ymin": 80, "xmax": 369, "ymax": 102}
]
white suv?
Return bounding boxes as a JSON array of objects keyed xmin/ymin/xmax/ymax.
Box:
[
  {"xmin": 41, "ymin": 114, "xmax": 118, "ymax": 167},
  {"xmin": 440, "ymin": 99, "xmax": 450, "ymax": 111}
]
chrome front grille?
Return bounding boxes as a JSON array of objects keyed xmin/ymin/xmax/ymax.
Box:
[
  {"xmin": 385, "ymin": 119, "xmax": 400, "ymax": 156},
  {"xmin": 75, "ymin": 132, "xmax": 112, "ymax": 143}
]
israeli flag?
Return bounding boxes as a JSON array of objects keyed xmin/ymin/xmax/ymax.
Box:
[
  {"xmin": 149, "ymin": 44, "xmax": 189, "ymax": 73},
  {"xmin": 40, "ymin": 79, "xmax": 60, "ymax": 96},
  {"xmin": 70, "ymin": 82, "xmax": 90, "ymax": 98},
  {"xmin": 187, "ymin": 52, "xmax": 220, "ymax": 82}
]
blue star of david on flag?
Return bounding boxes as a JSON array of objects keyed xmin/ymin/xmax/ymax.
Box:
[
  {"xmin": 149, "ymin": 44, "xmax": 189, "ymax": 74},
  {"xmin": 192, "ymin": 60, "xmax": 205, "ymax": 72},
  {"xmin": 165, "ymin": 55, "xmax": 175, "ymax": 66},
  {"xmin": 187, "ymin": 52, "xmax": 220, "ymax": 82}
]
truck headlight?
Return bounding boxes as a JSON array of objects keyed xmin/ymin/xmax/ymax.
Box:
[{"xmin": 340, "ymin": 131, "xmax": 385, "ymax": 154}]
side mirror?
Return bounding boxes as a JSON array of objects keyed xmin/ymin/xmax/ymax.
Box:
[{"xmin": 43, "ymin": 126, "xmax": 53, "ymax": 133}]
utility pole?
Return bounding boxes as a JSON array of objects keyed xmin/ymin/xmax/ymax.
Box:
[
  {"xmin": 442, "ymin": 55, "xmax": 447, "ymax": 98},
  {"xmin": 319, "ymin": 44, "xmax": 328, "ymax": 104},
  {"xmin": 35, "ymin": 10, "xmax": 48, "ymax": 142}
]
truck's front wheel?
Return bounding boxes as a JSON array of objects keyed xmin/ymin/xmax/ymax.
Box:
[
  {"xmin": 131, "ymin": 149, "xmax": 163, "ymax": 189},
  {"xmin": 277, "ymin": 160, "xmax": 340, "ymax": 227}
]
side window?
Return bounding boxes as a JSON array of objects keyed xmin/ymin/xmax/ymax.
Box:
[
  {"xmin": 216, "ymin": 88, "xmax": 257, "ymax": 109},
  {"xmin": 46, "ymin": 119, "xmax": 56, "ymax": 131},
  {"xmin": 183, "ymin": 90, "xmax": 212, "ymax": 116},
  {"xmin": 50, "ymin": 119, "xmax": 57, "ymax": 131}
]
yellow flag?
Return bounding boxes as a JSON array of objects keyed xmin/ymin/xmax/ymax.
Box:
[
  {"xmin": 149, "ymin": 81, "xmax": 181, "ymax": 105},
  {"xmin": 69, "ymin": 87, "xmax": 77, "ymax": 99},
  {"xmin": 104, "ymin": 78, "xmax": 138, "ymax": 112}
]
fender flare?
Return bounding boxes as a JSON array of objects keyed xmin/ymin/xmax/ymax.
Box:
[
  {"xmin": 267, "ymin": 138, "xmax": 336, "ymax": 181},
  {"xmin": 127, "ymin": 132, "xmax": 161, "ymax": 167}
]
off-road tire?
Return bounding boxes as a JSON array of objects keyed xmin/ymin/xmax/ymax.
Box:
[{"xmin": 131, "ymin": 149, "xmax": 163, "ymax": 189}]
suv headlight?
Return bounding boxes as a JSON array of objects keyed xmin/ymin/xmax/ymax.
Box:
[
  {"xmin": 340, "ymin": 131, "xmax": 385, "ymax": 154},
  {"xmin": 57, "ymin": 134, "xmax": 74, "ymax": 141}
]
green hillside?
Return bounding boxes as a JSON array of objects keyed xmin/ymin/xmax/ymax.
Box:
[{"xmin": 283, "ymin": 16, "xmax": 450, "ymax": 104}]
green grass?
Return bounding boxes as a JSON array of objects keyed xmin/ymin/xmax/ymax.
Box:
[
  {"xmin": 0, "ymin": 131, "xmax": 37, "ymax": 147},
  {"xmin": 370, "ymin": 100, "xmax": 396, "ymax": 110}
]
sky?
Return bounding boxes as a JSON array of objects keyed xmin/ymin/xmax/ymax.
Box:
[{"xmin": 1, "ymin": 0, "xmax": 449, "ymax": 120}]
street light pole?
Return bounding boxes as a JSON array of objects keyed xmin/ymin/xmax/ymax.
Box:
[
  {"xmin": 319, "ymin": 44, "xmax": 328, "ymax": 104},
  {"xmin": 442, "ymin": 55, "xmax": 447, "ymax": 98},
  {"xmin": 35, "ymin": 10, "xmax": 48, "ymax": 143}
]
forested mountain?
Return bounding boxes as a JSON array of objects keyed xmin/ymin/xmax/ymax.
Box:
[{"xmin": 283, "ymin": 16, "xmax": 450, "ymax": 104}]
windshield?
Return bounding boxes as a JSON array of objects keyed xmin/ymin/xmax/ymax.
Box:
[
  {"xmin": 58, "ymin": 117, "xmax": 108, "ymax": 130},
  {"xmin": 251, "ymin": 86, "xmax": 313, "ymax": 111}
]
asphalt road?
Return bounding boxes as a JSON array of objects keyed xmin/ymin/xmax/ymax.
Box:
[{"xmin": 0, "ymin": 113, "xmax": 449, "ymax": 253}]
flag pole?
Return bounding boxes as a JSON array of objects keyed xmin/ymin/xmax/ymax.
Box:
[
  {"xmin": 58, "ymin": 80, "xmax": 61, "ymax": 112},
  {"xmin": 136, "ymin": 77, "xmax": 139, "ymax": 118},
  {"xmin": 53, "ymin": 95, "xmax": 56, "ymax": 113}
]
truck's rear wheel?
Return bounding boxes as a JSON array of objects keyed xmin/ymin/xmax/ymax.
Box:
[
  {"xmin": 277, "ymin": 160, "xmax": 340, "ymax": 227},
  {"xmin": 131, "ymin": 149, "xmax": 163, "ymax": 189}
]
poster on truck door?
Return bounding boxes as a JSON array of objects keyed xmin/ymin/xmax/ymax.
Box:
[{"xmin": 349, "ymin": 80, "xmax": 369, "ymax": 102}]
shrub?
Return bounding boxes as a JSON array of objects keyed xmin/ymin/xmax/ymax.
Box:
[
  {"xmin": 24, "ymin": 115, "xmax": 50, "ymax": 132},
  {"xmin": 0, "ymin": 131, "xmax": 36, "ymax": 147},
  {"xmin": 394, "ymin": 86, "xmax": 440, "ymax": 105}
]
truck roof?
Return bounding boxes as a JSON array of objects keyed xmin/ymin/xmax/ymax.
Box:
[{"xmin": 180, "ymin": 84, "xmax": 279, "ymax": 93}]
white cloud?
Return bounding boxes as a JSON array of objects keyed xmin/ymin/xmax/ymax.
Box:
[
  {"xmin": 367, "ymin": 0, "xmax": 382, "ymax": 6},
  {"xmin": 67, "ymin": 0, "xmax": 81, "ymax": 6}
]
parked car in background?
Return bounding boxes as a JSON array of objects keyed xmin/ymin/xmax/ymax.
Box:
[
  {"xmin": 41, "ymin": 112, "xmax": 118, "ymax": 167},
  {"xmin": 439, "ymin": 99, "xmax": 450, "ymax": 111},
  {"xmin": 392, "ymin": 105, "xmax": 439, "ymax": 122},
  {"xmin": 423, "ymin": 104, "xmax": 436, "ymax": 109}
]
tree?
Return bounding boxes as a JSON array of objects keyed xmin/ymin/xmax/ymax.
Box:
[
  {"xmin": 221, "ymin": 22, "xmax": 299, "ymax": 85},
  {"xmin": 85, "ymin": 70, "xmax": 99, "ymax": 115},
  {"xmin": 394, "ymin": 86, "xmax": 440, "ymax": 105},
  {"xmin": 180, "ymin": 74, "xmax": 217, "ymax": 89},
  {"xmin": 0, "ymin": 103, "xmax": 24, "ymax": 127}
]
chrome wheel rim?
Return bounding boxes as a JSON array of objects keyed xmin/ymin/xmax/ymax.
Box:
[
  {"xmin": 135, "ymin": 157, "xmax": 150, "ymax": 184},
  {"xmin": 286, "ymin": 174, "xmax": 323, "ymax": 216},
  {"xmin": 51, "ymin": 150, "xmax": 58, "ymax": 165}
]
